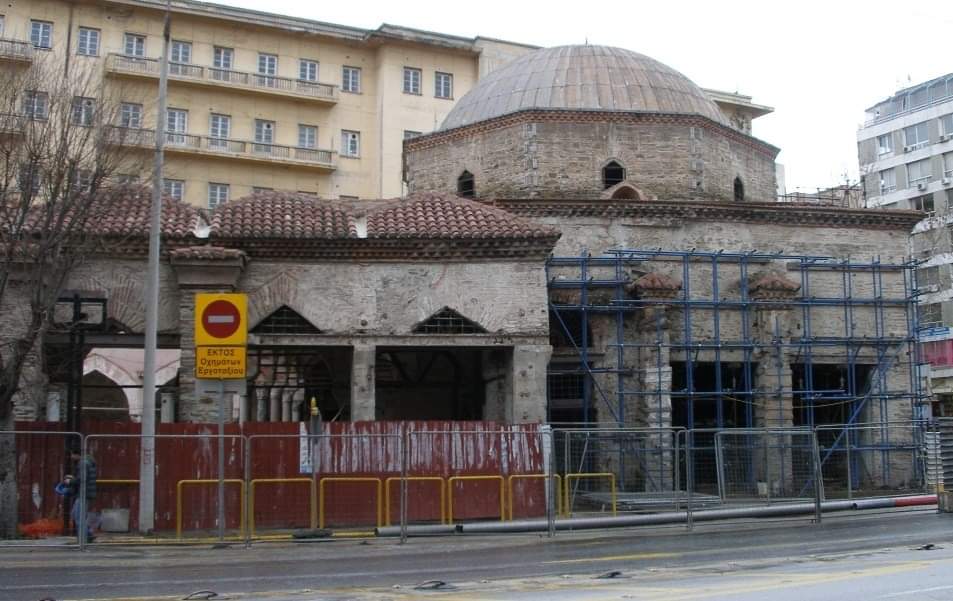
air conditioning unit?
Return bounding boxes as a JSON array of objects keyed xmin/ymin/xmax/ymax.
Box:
[
  {"xmin": 917, "ymin": 182, "xmax": 927, "ymax": 190},
  {"xmin": 904, "ymin": 145, "xmax": 913, "ymax": 152},
  {"xmin": 943, "ymin": 177, "xmax": 952, "ymax": 186}
]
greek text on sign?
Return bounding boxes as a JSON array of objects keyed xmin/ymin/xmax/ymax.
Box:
[
  {"xmin": 195, "ymin": 346, "xmax": 246, "ymax": 379},
  {"xmin": 195, "ymin": 293, "xmax": 247, "ymax": 347}
]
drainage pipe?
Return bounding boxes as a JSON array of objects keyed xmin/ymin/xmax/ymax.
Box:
[{"xmin": 375, "ymin": 524, "xmax": 458, "ymax": 537}]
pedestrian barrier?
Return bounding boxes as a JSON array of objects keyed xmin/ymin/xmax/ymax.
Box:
[
  {"xmin": 447, "ymin": 475, "xmax": 505, "ymax": 523},
  {"xmin": 249, "ymin": 478, "xmax": 317, "ymax": 537},
  {"xmin": 384, "ymin": 476, "xmax": 445, "ymax": 526},
  {"xmin": 564, "ymin": 472, "xmax": 617, "ymax": 517},
  {"xmin": 318, "ymin": 477, "xmax": 383, "ymax": 529},
  {"xmin": 506, "ymin": 474, "xmax": 561, "ymax": 520},
  {"xmin": 176, "ymin": 479, "xmax": 246, "ymax": 539}
]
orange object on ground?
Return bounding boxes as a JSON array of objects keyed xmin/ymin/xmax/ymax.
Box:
[{"xmin": 18, "ymin": 517, "xmax": 65, "ymax": 538}]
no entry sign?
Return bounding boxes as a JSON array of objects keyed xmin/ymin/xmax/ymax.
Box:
[{"xmin": 194, "ymin": 293, "xmax": 247, "ymax": 348}]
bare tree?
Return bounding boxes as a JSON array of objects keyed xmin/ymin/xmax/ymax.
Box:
[{"xmin": 0, "ymin": 53, "xmax": 149, "ymax": 538}]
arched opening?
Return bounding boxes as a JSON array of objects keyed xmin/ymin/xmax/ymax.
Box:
[
  {"xmin": 733, "ymin": 176, "xmax": 745, "ymax": 202},
  {"xmin": 610, "ymin": 185, "xmax": 639, "ymax": 200},
  {"xmin": 602, "ymin": 161, "xmax": 625, "ymax": 190},
  {"xmin": 457, "ymin": 170, "xmax": 475, "ymax": 198}
]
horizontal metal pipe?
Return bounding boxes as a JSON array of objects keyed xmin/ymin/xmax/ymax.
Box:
[{"xmin": 375, "ymin": 524, "xmax": 458, "ymax": 537}]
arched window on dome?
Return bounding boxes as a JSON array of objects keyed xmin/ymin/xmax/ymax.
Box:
[
  {"xmin": 602, "ymin": 161, "xmax": 626, "ymax": 190},
  {"xmin": 457, "ymin": 170, "xmax": 475, "ymax": 198},
  {"xmin": 733, "ymin": 176, "xmax": 745, "ymax": 202}
]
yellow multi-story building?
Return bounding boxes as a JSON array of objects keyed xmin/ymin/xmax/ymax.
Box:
[{"xmin": 1, "ymin": 0, "xmax": 534, "ymax": 206}]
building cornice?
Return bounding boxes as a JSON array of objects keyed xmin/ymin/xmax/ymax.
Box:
[
  {"xmin": 405, "ymin": 108, "xmax": 781, "ymax": 158},
  {"xmin": 487, "ymin": 198, "xmax": 923, "ymax": 231}
]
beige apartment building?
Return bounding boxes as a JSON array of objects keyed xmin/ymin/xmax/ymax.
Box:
[{"xmin": 2, "ymin": 0, "xmax": 534, "ymax": 206}]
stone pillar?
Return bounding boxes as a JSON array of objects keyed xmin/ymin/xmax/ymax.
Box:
[
  {"xmin": 269, "ymin": 388, "xmax": 281, "ymax": 422},
  {"xmin": 255, "ymin": 388, "xmax": 268, "ymax": 421},
  {"xmin": 170, "ymin": 247, "xmax": 246, "ymax": 422},
  {"xmin": 509, "ymin": 344, "xmax": 551, "ymax": 423},
  {"xmin": 481, "ymin": 349, "xmax": 510, "ymax": 422},
  {"xmin": 351, "ymin": 344, "xmax": 376, "ymax": 421}
]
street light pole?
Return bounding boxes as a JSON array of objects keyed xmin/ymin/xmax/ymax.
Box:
[{"xmin": 138, "ymin": 0, "xmax": 170, "ymax": 535}]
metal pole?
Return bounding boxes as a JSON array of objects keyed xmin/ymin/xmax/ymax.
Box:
[
  {"xmin": 399, "ymin": 430, "xmax": 408, "ymax": 544},
  {"xmin": 138, "ymin": 0, "xmax": 170, "ymax": 535},
  {"xmin": 218, "ymin": 378, "xmax": 225, "ymax": 542}
]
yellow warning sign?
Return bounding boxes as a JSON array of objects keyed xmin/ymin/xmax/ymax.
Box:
[{"xmin": 195, "ymin": 346, "xmax": 246, "ymax": 379}]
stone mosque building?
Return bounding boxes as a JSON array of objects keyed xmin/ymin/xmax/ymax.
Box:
[{"xmin": 16, "ymin": 45, "xmax": 924, "ymax": 441}]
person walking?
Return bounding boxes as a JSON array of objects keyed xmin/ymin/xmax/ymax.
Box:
[{"xmin": 63, "ymin": 449, "xmax": 98, "ymax": 543}]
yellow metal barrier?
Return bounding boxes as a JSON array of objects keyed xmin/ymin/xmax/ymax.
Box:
[
  {"xmin": 249, "ymin": 478, "xmax": 317, "ymax": 537},
  {"xmin": 318, "ymin": 477, "xmax": 383, "ymax": 529},
  {"xmin": 564, "ymin": 472, "xmax": 617, "ymax": 517},
  {"xmin": 175, "ymin": 479, "xmax": 246, "ymax": 539},
  {"xmin": 384, "ymin": 476, "xmax": 446, "ymax": 526},
  {"xmin": 506, "ymin": 474, "xmax": 561, "ymax": 520},
  {"xmin": 447, "ymin": 475, "xmax": 505, "ymax": 524}
]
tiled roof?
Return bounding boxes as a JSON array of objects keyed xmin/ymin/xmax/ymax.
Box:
[
  {"xmin": 209, "ymin": 191, "xmax": 356, "ymax": 239},
  {"xmin": 170, "ymin": 246, "xmax": 246, "ymax": 261},
  {"xmin": 365, "ymin": 192, "xmax": 560, "ymax": 240}
]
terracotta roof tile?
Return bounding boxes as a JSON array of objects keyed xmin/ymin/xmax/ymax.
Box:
[
  {"xmin": 170, "ymin": 246, "xmax": 246, "ymax": 261},
  {"xmin": 209, "ymin": 191, "xmax": 356, "ymax": 240}
]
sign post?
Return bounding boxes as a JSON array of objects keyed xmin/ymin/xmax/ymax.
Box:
[{"xmin": 194, "ymin": 293, "xmax": 247, "ymax": 542}]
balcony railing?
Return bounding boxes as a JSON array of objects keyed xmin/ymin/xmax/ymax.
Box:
[
  {"xmin": 0, "ymin": 38, "xmax": 33, "ymax": 62},
  {"xmin": 106, "ymin": 126, "xmax": 335, "ymax": 168},
  {"xmin": 105, "ymin": 54, "xmax": 338, "ymax": 103}
]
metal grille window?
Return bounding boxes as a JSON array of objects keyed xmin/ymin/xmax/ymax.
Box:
[
  {"xmin": 602, "ymin": 161, "xmax": 625, "ymax": 189},
  {"xmin": 77, "ymin": 27, "xmax": 99, "ymax": 56},
  {"xmin": 22, "ymin": 91, "xmax": 49, "ymax": 120},
  {"xmin": 207, "ymin": 182, "xmax": 229, "ymax": 209},
  {"xmin": 341, "ymin": 130, "xmax": 360, "ymax": 157},
  {"xmin": 120, "ymin": 103, "xmax": 142, "ymax": 129},
  {"xmin": 412, "ymin": 307, "xmax": 487, "ymax": 334},
  {"xmin": 905, "ymin": 122, "xmax": 929, "ymax": 149},
  {"xmin": 434, "ymin": 71, "xmax": 453, "ymax": 99},
  {"xmin": 124, "ymin": 33, "xmax": 145, "ymax": 57},
  {"xmin": 403, "ymin": 67, "xmax": 421, "ymax": 94},
  {"xmin": 299, "ymin": 59, "xmax": 318, "ymax": 82},
  {"xmin": 298, "ymin": 124, "xmax": 317, "ymax": 149},
  {"xmin": 163, "ymin": 179, "xmax": 184, "ymax": 201},
  {"xmin": 548, "ymin": 372, "xmax": 586, "ymax": 401},
  {"xmin": 342, "ymin": 66, "xmax": 361, "ymax": 93},
  {"xmin": 71, "ymin": 97, "xmax": 95, "ymax": 126},
  {"xmin": 919, "ymin": 303, "xmax": 943, "ymax": 329},
  {"xmin": 251, "ymin": 305, "xmax": 321, "ymax": 334},
  {"xmin": 30, "ymin": 20, "xmax": 52, "ymax": 49},
  {"xmin": 918, "ymin": 266, "xmax": 941, "ymax": 288},
  {"xmin": 908, "ymin": 158, "xmax": 933, "ymax": 186}
]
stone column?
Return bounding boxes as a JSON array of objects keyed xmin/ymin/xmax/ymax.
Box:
[
  {"xmin": 509, "ymin": 344, "xmax": 551, "ymax": 423},
  {"xmin": 350, "ymin": 344, "xmax": 376, "ymax": 421}
]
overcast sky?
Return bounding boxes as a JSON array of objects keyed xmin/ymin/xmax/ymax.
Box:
[{"xmin": 218, "ymin": 0, "xmax": 951, "ymax": 192}]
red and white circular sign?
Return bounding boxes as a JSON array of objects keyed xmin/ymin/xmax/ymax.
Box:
[{"xmin": 201, "ymin": 299, "xmax": 241, "ymax": 339}]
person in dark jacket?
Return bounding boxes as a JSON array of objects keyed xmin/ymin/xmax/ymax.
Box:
[{"xmin": 64, "ymin": 450, "xmax": 98, "ymax": 542}]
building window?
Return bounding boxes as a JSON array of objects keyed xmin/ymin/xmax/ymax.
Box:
[
  {"xmin": 403, "ymin": 67, "xmax": 421, "ymax": 95},
  {"xmin": 342, "ymin": 66, "xmax": 361, "ymax": 93},
  {"xmin": 918, "ymin": 266, "xmax": 940, "ymax": 288},
  {"xmin": 252, "ymin": 186, "xmax": 273, "ymax": 194},
  {"xmin": 733, "ymin": 176, "xmax": 745, "ymax": 201},
  {"xmin": 457, "ymin": 170, "xmax": 475, "ymax": 198},
  {"xmin": 944, "ymin": 152, "xmax": 953, "ymax": 178},
  {"xmin": 71, "ymin": 97, "xmax": 95, "ymax": 126},
  {"xmin": 22, "ymin": 91, "xmax": 49, "ymax": 120},
  {"xmin": 208, "ymin": 183, "xmax": 229, "ymax": 209},
  {"xmin": 299, "ymin": 59, "xmax": 318, "ymax": 82},
  {"xmin": 254, "ymin": 119, "xmax": 275, "ymax": 146},
  {"xmin": 166, "ymin": 108, "xmax": 188, "ymax": 144},
  {"xmin": 880, "ymin": 168, "xmax": 896, "ymax": 193},
  {"xmin": 403, "ymin": 130, "xmax": 422, "ymax": 140},
  {"xmin": 341, "ymin": 130, "xmax": 360, "ymax": 157},
  {"xmin": 338, "ymin": 195, "xmax": 359, "ymax": 201},
  {"xmin": 911, "ymin": 194, "xmax": 935, "ymax": 214},
  {"xmin": 941, "ymin": 114, "xmax": 953, "ymax": 137},
  {"xmin": 213, "ymin": 46, "xmax": 233, "ymax": 70},
  {"xmin": 19, "ymin": 164, "xmax": 42, "ymax": 196},
  {"xmin": 602, "ymin": 160, "xmax": 625, "ymax": 189},
  {"xmin": 258, "ymin": 53, "xmax": 277, "ymax": 75},
  {"xmin": 877, "ymin": 133, "xmax": 893, "ymax": 156},
  {"xmin": 124, "ymin": 33, "xmax": 145, "ymax": 57},
  {"xmin": 434, "ymin": 71, "xmax": 453, "ymax": 99},
  {"xmin": 30, "ymin": 20, "xmax": 52, "ymax": 49},
  {"xmin": 163, "ymin": 179, "xmax": 184, "ymax": 201},
  {"xmin": 0, "ymin": 15, "xmax": 5, "ymax": 37},
  {"xmin": 904, "ymin": 121, "xmax": 929, "ymax": 150},
  {"xmin": 120, "ymin": 102, "xmax": 142, "ymax": 129},
  {"xmin": 77, "ymin": 27, "xmax": 100, "ymax": 56},
  {"xmin": 919, "ymin": 303, "xmax": 942, "ymax": 329},
  {"xmin": 209, "ymin": 113, "xmax": 230, "ymax": 148},
  {"xmin": 908, "ymin": 158, "xmax": 932, "ymax": 186},
  {"xmin": 298, "ymin": 124, "xmax": 317, "ymax": 149},
  {"xmin": 169, "ymin": 40, "xmax": 192, "ymax": 74}
]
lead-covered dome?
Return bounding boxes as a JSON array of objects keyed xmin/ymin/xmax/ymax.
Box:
[{"xmin": 440, "ymin": 45, "xmax": 728, "ymax": 130}]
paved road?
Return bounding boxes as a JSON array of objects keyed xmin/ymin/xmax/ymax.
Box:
[{"xmin": 1, "ymin": 508, "xmax": 952, "ymax": 600}]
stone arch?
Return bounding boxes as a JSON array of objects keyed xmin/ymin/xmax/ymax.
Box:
[
  {"xmin": 601, "ymin": 180, "xmax": 648, "ymax": 200},
  {"xmin": 247, "ymin": 271, "xmax": 324, "ymax": 333},
  {"xmin": 83, "ymin": 352, "xmax": 141, "ymax": 420}
]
